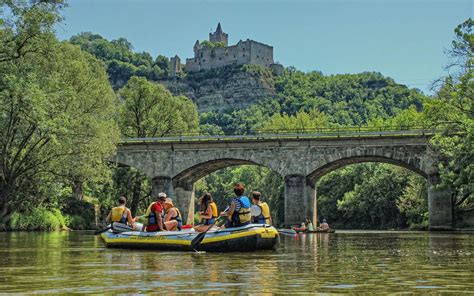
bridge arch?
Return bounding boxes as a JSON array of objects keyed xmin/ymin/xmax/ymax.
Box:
[
  {"xmin": 307, "ymin": 155, "xmax": 428, "ymax": 184},
  {"xmin": 170, "ymin": 157, "xmax": 283, "ymax": 219},
  {"xmin": 298, "ymin": 152, "xmax": 451, "ymax": 231},
  {"xmin": 172, "ymin": 158, "xmax": 278, "ymax": 186}
]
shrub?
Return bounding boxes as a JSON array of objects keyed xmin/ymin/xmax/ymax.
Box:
[
  {"xmin": 61, "ymin": 196, "xmax": 97, "ymax": 230},
  {"xmin": 64, "ymin": 215, "xmax": 91, "ymax": 230},
  {"xmin": 10, "ymin": 208, "xmax": 67, "ymax": 231}
]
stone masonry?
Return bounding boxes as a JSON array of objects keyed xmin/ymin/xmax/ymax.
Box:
[
  {"xmin": 170, "ymin": 23, "xmax": 284, "ymax": 76},
  {"xmin": 113, "ymin": 135, "xmax": 452, "ymax": 230}
]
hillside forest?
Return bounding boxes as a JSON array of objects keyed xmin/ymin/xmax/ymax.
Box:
[{"xmin": 0, "ymin": 1, "xmax": 472, "ymax": 230}]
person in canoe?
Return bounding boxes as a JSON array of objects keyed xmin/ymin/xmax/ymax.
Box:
[
  {"xmin": 163, "ymin": 198, "xmax": 183, "ymax": 231},
  {"xmin": 306, "ymin": 219, "xmax": 314, "ymax": 231},
  {"xmin": 250, "ymin": 191, "xmax": 272, "ymax": 225},
  {"xmin": 106, "ymin": 196, "xmax": 136, "ymax": 228},
  {"xmin": 220, "ymin": 183, "xmax": 251, "ymax": 228},
  {"xmin": 142, "ymin": 192, "xmax": 167, "ymax": 232},
  {"xmin": 317, "ymin": 219, "xmax": 330, "ymax": 231},
  {"xmin": 194, "ymin": 192, "xmax": 217, "ymax": 232}
]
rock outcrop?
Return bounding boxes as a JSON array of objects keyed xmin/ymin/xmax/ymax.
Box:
[{"xmin": 159, "ymin": 65, "xmax": 276, "ymax": 112}]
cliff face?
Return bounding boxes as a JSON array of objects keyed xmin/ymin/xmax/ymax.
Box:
[{"xmin": 159, "ymin": 65, "xmax": 276, "ymax": 112}]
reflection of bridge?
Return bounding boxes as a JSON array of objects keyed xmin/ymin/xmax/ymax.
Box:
[{"xmin": 114, "ymin": 128, "xmax": 452, "ymax": 230}]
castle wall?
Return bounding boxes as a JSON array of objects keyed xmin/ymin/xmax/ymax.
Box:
[
  {"xmin": 249, "ymin": 42, "xmax": 274, "ymax": 67},
  {"xmin": 185, "ymin": 40, "xmax": 273, "ymax": 72}
]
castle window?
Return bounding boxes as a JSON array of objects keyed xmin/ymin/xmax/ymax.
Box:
[
  {"xmin": 200, "ymin": 53, "xmax": 203, "ymax": 58},
  {"xmin": 219, "ymin": 57, "xmax": 221, "ymax": 60},
  {"xmin": 233, "ymin": 55, "xmax": 236, "ymax": 58},
  {"xmin": 203, "ymin": 59, "xmax": 206, "ymax": 62},
  {"xmin": 257, "ymin": 55, "xmax": 259, "ymax": 58},
  {"xmin": 243, "ymin": 54, "xmax": 245, "ymax": 57}
]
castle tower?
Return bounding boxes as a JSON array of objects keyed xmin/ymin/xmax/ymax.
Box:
[
  {"xmin": 169, "ymin": 55, "xmax": 182, "ymax": 77},
  {"xmin": 193, "ymin": 40, "xmax": 201, "ymax": 57},
  {"xmin": 209, "ymin": 22, "xmax": 228, "ymax": 46}
]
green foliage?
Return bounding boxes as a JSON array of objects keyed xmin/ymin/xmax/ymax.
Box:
[
  {"xmin": 425, "ymin": 18, "xmax": 473, "ymax": 212},
  {"xmin": 274, "ymin": 70, "xmax": 425, "ymax": 125},
  {"xmin": 260, "ymin": 109, "xmax": 331, "ymax": 133},
  {"xmin": 318, "ymin": 164, "xmax": 412, "ymax": 229},
  {"xmin": 112, "ymin": 76, "xmax": 199, "ymax": 216},
  {"xmin": 119, "ymin": 76, "xmax": 198, "ymax": 137},
  {"xmin": 185, "ymin": 64, "xmax": 246, "ymax": 82},
  {"xmin": 242, "ymin": 64, "xmax": 274, "ymax": 85},
  {"xmin": 397, "ymin": 175, "xmax": 428, "ymax": 230},
  {"xmin": 60, "ymin": 197, "xmax": 97, "ymax": 230},
  {"xmin": 10, "ymin": 208, "xmax": 67, "ymax": 231},
  {"xmin": 200, "ymin": 40, "xmax": 226, "ymax": 49},
  {"xmin": 69, "ymin": 32, "xmax": 170, "ymax": 87},
  {"xmin": 0, "ymin": 1, "xmax": 120, "ymax": 222}
]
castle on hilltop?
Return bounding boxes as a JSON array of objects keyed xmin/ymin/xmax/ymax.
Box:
[{"xmin": 169, "ymin": 23, "xmax": 283, "ymax": 76}]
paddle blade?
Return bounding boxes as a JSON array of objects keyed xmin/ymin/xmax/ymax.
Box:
[{"xmin": 190, "ymin": 231, "xmax": 207, "ymax": 249}]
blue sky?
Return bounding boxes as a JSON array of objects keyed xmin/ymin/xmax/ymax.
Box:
[{"xmin": 56, "ymin": 0, "xmax": 473, "ymax": 93}]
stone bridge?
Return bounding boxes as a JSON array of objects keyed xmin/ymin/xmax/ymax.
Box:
[{"xmin": 114, "ymin": 134, "xmax": 452, "ymax": 230}]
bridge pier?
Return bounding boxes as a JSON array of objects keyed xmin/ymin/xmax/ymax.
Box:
[
  {"xmin": 151, "ymin": 176, "xmax": 174, "ymax": 199},
  {"xmin": 173, "ymin": 181, "xmax": 195, "ymax": 224},
  {"xmin": 284, "ymin": 175, "xmax": 314, "ymax": 227},
  {"xmin": 428, "ymin": 174, "xmax": 453, "ymax": 230}
]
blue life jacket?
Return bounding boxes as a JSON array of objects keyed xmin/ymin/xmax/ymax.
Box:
[{"xmin": 231, "ymin": 196, "xmax": 251, "ymax": 226}]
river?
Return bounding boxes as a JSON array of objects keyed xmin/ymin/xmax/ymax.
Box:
[{"xmin": 0, "ymin": 231, "xmax": 473, "ymax": 293}]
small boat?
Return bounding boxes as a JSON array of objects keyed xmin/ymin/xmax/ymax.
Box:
[
  {"xmin": 100, "ymin": 223, "xmax": 279, "ymax": 252},
  {"xmin": 304, "ymin": 229, "xmax": 336, "ymax": 233},
  {"xmin": 277, "ymin": 228, "xmax": 297, "ymax": 236},
  {"xmin": 291, "ymin": 227, "xmax": 336, "ymax": 233}
]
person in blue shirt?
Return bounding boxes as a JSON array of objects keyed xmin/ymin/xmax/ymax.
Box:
[{"xmin": 220, "ymin": 183, "xmax": 251, "ymax": 228}]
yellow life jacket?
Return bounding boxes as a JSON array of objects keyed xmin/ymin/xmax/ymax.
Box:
[
  {"xmin": 251, "ymin": 202, "xmax": 271, "ymax": 225},
  {"xmin": 111, "ymin": 206, "xmax": 127, "ymax": 224},
  {"xmin": 234, "ymin": 197, "xmax": 251, "ymax": 225},
  {"xmin": 259, "ymin": 202, "xmax": 271, "ymax": 225},
  {"xmin": 210, "ymin": 202, "xmax": 218, "ymax": 218},
  {"xmin": 145, "ymin": 202, "xmax": 160, "ymax": 225}
]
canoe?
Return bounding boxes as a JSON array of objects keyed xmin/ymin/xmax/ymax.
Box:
[
  {"xmin": 304, "ymin": 229, "xmax": 336, "ymax": 233},
  {"xmin": 291, "ymin": 227, "xmax": 336, "ymax": 233},
  {"xmin": 277, "ymin": 229, "xmax": 297, "ymax": 236},
  {"xmin": 100, "ymin": 224, "xmax": 279, "ymax": 252}
]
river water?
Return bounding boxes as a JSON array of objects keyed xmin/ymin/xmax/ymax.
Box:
[{"xmin": 0, "ymin": 231, "xmax": 473, "ymax": 294}]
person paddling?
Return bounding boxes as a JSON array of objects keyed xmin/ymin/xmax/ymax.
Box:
[
  {"xmin": 194, "ymin": 192, "xmax": 216, "ymax": 232},
  {"xmin": 220, "ymin": 183, "xmax": 251, "ymax": 228},
  {"xmin": 142, "ymin": 192, "xmax": 167, "ymax": 232},
  {"xmin": 106, "ymin": 196, "xmax": 136, "ymax": 228}
]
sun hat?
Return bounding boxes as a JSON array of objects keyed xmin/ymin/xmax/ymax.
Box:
[{"xmin": 164, "ymin": 198, "xmax": 174, "ymax": 206}]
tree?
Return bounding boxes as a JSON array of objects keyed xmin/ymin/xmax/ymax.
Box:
[
  {"xmin": 116, "ymin": 76, "xmax": 198, "ymax": 215},
  {"xmin": 426, "ymin": 18, "xmax": 473, "ymax": 213},
  {"xmin": 397, "ymin": 175, "xmax": 428, "ymax": 229},
  {"xmin": 0, "ymin": 1, "xmax": 120, "ymax": 222},
  {"xmin": 119, "ymin": 76, "xmax": 198, "ymax": 138},
  {"xmin": 260, "ymin": 108, "xmax": 331, "ymax": 133}
]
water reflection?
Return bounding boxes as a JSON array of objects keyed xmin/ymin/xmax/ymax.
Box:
[{"xmin": 0, "ymin": 231, "xmax": 473, "ymax": 293}]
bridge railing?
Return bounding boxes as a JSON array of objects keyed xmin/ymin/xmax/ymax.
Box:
[{"xmin": 122, "ymin": 124, "xmax": 442, "ymax": 143}]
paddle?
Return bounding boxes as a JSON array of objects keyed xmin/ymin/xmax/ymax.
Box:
[
  {"xmin": 190, "ymin": 223, "xmax": 214, "ymax": 250},
  {"xmin": 191, "ymin": 206, "xmax": 229, "ymax": 250},
  {"xmin": 94, "ymin": 225, "xmax": 112, "ymax": 235}
]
